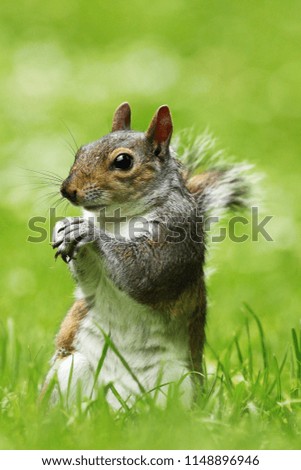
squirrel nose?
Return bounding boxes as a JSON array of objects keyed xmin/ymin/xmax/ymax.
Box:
[{"xmin": 61, "ymin": 182, "xmax": 78, "ymax": 204}]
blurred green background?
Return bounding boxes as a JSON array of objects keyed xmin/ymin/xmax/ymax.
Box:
[{"xmin": 0, "ymin": 0, "xmax": 300, "ymax": 450}]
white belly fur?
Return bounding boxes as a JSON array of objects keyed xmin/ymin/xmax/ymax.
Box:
[{"xmin": 47, "ymin": 210, "xmax": 194, "ymax": 409}]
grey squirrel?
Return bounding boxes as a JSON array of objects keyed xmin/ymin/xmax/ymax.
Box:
[{"xmin": 43, "ymin": 103, "xmax": 250, "ymax": 408}]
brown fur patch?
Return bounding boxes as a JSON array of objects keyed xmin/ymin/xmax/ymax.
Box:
[
  {"xmin": 188, "ymin": 303, "xmax": 206, "ymax": 374},
  {"xmin": 56, "ymin": 299, "xmax": 88, "ymax": 356},
  {"xmin": 150, "ymin": 277, "xmax": 206, "ymax": 375},
  {"xmin": 186, "ymin": 170, "xmax": 223, "ymax": 195},
  {"xmin": 163, "ymin": 279, "xmax": 202, "ymax": 318}
]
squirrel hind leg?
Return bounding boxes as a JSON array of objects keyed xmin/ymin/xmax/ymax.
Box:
[{"xmin": 41, "ymin": 352, "xmax": 95, "ymax": 406}]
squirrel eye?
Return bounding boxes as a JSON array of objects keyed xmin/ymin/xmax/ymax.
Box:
[{"xmin": 113, "ymin": 153, "xmax": 133, "ymax": 170}]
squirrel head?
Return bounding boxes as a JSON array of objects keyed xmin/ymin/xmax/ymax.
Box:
[{"xmin": 60, "ymin": 103, "xmax": 175, "ymax": 211}]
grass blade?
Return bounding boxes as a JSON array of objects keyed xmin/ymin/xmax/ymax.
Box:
[
  {"xmin": 98, "ymin": 327, "xmax": 146, "ymax": 395},
  {"xmin": 244, "ymin": 304, "xmax": 268, "ymax": 383},
  {"xmin": 90, "ymin": 342, "xmax": 110, "ymax": 399}
]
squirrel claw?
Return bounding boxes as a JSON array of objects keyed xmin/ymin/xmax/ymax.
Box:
[
  {"xmin": 52, "ymin": 239, "xmax": 63, "ymax": 249},
  {"xmin": 54, "ymin": 250, "xmax": 72, "ymax": 264},
  {"xmin": 61, "ymin": 253, "xmax": 69, "ymax": 263}
]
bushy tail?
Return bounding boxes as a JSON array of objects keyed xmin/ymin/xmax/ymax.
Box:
[
  {"xmin": 172, "ymin": 130, "xmax": 258, "ymax": 215},
  {"xmin": 186, "ymin": 165, "xmax": 252, "ymax": 213}
]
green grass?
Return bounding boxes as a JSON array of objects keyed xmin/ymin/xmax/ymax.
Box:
[
  {"xmin": 1, "ymin": 0, "xmax": 301, "ymax": 450},
  {"xmin": 0, "ymin": 311, "xmax": 300, "ymax": 449}
]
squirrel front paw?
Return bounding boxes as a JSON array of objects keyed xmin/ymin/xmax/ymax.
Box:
[{"xmin": 52, "ymin": 217, "xmax": 98, "ymax": 263}]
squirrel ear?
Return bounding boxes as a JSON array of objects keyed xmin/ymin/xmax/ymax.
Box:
[
  {"xmin": 146, "ymin": 105, "xmax": 173, "ymax": 154},
  {"xmin": 112, "ymin": 102, "xmax": 131, "ymax": 132}
]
